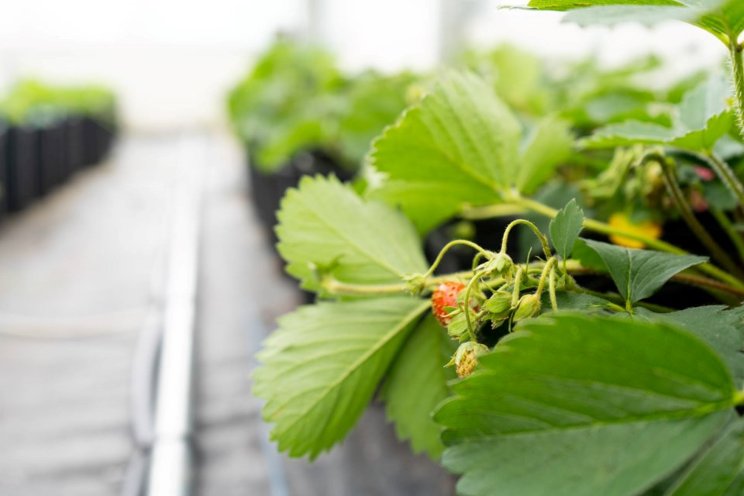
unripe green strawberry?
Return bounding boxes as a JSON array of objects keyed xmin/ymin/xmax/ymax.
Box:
[{"xmin": 513, "ymin": 293, "xmax": 542, "ymax": 322}]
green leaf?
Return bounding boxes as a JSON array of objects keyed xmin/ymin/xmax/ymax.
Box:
[
  {"xmin": 581, "ymin": 120, "xmax": 679, "ymax": 149},
  {"xmin": 636, "ymin": 306, "xmax": 744, "ymax": 387},
  {"xmin": 435, "ymin": 313, "xmax": 737, "ymax": 496},
  {"xmin": 582, "ymin": 239, "xmax": 707, "ymax": 304},
  {"xmin": 380, "ymin": 315, "xmax": 457, "ymax": 459},
  {"xmin": 368, "ymin": 72, "xmax": 521, "ymax": 233},
  {"xmin": 517, "ymin": 116, "xmax": 573, "ymax": 194},
  {"xmin": 563, "ymin": 5, "xmax": 699, "ymax": 27},
  {"xmin": 530, "ymin": 0, "xmax": 744, "ymax": 45},
  {"xmin": 549, "ymin": 199, "xmax": 585, "ymax": 259},
  {"xmin": 276, "ymin": 175, "xmax": 428, "ymax": 292},
  {"xmin": 673, "ymin": 74, "xmax": 733, "ymax": 150},
  {"xmin": 528, "ymin": 0, "xmax": 684, "ymax": 8},
  {"xmin": 583, "ymin": 75, "xmax": 733, "ymax": 152},
  {"xmin": 253, "ymin": 297, "xmax": 429, "ymax": 459},
  {"xmin": 665, "ymin": 416, "xmax": 744, "ymax": 495}
]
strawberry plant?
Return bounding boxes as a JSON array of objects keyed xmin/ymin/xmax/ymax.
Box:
[{"xmin": 254, "ymin": 3, "xmax": 744, "ymax": 494}]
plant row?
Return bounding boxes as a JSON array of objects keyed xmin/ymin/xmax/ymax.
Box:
[
  {"xmin": 0, "ymin": 80, "xmax": 118, "ymax": 217},
  {"xmin": 248, "ymin": 1, "xmax": 744, "ymax": 495}
]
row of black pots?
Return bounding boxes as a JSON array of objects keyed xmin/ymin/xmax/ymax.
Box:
[{"xmin": 0, "ymin": 115, "xmax": 116, "ymax": 218}]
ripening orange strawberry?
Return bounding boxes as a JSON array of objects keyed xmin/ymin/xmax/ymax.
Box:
[{"xmin": 431, "ymin": 281, "xmax": 466, "ymax": 327}]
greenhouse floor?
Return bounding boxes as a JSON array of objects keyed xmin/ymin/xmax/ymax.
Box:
[{"xmin": 0, "ymin": 131, "xmax": 455, "ymax": 496}]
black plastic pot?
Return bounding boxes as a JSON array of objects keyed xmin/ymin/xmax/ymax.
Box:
[
  {"xmin": 64, "ymin": 116, "xmax": 86, "ymax": 173},
  {"xmin": 6, "ymin": 126, "xmax": 41, "ymax": 212},
  {"xmin": 0, "ymin": 124, "xmax": 8, "ymax": 220},
  {"xmin": 37, "ymin": 119, "xmax": 68, "ymax": 194},
  {"xmin": 82, "ymin": 116, "xmax": 115, "ymax": 166}
]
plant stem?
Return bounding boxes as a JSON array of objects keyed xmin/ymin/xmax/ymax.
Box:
[
  {"xmin": 548, "ymin": 268, "xmax": 558, "ymax": 311},
  {"xmin": 711, "ymin": 206, "xmax": 744, "ymax": 263},
  {"xmin": 535, "ymin": 258, "xmax": 557, "ymax": 297},
  {"xmin": 509, "ymin": 193, "xmax": 683, "ymax": 254},
  {"xmin": 704, "ymin": 152, "xmax": 744, "ymax": 208},
  {"xmin": 511, "ymin": 266, "xmax": 524, "ymax": 307},
  {"xmin": 729, "ymin": 38, "xmax": 744, "ymax": 141},
  {"xmin": 423, "ymin": 239, "xmax": 491, "ymax": 278},
  {"xmin": 322, "ymin": 271, "xmax": 474, "ymax": 296},
  {"xmin": 565, "ymin": 260, "xmax": 744, "ymax": 300},
  {"xmin": 572, "ymin": 286, "xmax": 672, "ymax": 313},
  {"xmin": 499, "ymin": 218, "xmax": 552, "ymax": 258},
  {"xmin": 656, "ymin": 154, "xmax": 743, "ymax": 277},
  {"xmin": 492, "ymin": 192, "xmax": 744, "ymax": 289},
  {"xmin": 463, "ymin": 270, "xmax": 485, "ymax": 340}
]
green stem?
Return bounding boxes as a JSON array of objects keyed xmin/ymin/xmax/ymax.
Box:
[
  {"xmin": 463, "ymin": 270, "xmax": 485, "ymax": 341},
  {"xmin": 498, "ymin": 192, "xmax": 744, "ymax": 289},
  {"xmin": 565, "ymin": 260, "xmax": 744, "ymax": 300},
  {"xmin": 511, "ymin": 266, "xmax": 524, "ymax": 308},
  {"xmin": 711, "ymin": 206, "xmax": 744, "ymax": 263},
  {"xmin": 548, "ymin": 268, "xmax": 558, "ymax": 311},
  {"xmin": 423, "ymin": 239, "xmax": 491, "ymax": 278},
  {"xmin": 535, "ymin": 258, "xmax": 557, "ymax": 297},
  {"xmin": 704, "ymin": 152, "xmax": 744, "ymax": 208},
  {"xmin": 323, "ymin": 271, "xmax": 473, "ymax": 296},
  {"xmin": 500, "ymin": 218, "xmax": 552, "ymax": 259},
  {"xmin": 729, "ymin": 39, "xmax": 744, "ymax": 141},
  {"xmin": 655, "ymin": 154, "xmax": 743, "ymax": 277},
  {"xmin": 572, "ymin": 286, "xmax": 672, "ymax": 313}
]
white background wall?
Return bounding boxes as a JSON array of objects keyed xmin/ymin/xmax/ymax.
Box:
[{"xmin": 0, "ymin": 0, "xmax": 730, "ymax": 131}]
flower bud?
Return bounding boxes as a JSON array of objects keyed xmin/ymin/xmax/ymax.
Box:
[
  {"xmin": 513, "ymin": 293, "xmax": 542, "ymax": 322},
  {"xmin": 446, "ymin": 311, "xmax": 470, "ymax": 341},
  {"xmin": 484, "ymin": 291, "xmax": 512, "ymax": 322}
]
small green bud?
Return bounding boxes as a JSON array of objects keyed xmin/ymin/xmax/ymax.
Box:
[
  {"xmin": 446, "ymin": 311, "xmax": 471, "ymax": 341},
  {"xmin": 484, "ymin": 292, "xmax": 512, "ymax": 318},
  {"xmin": 513, "ymin": 293, "xmax": 542, "ymax": 322},
  {"xmin": 447, "ymin": 341, "xmax": 490, "ymax": 378},
  {"xmin": 493, "ymin": 252, "xmax": 513, "ymax": 273}
]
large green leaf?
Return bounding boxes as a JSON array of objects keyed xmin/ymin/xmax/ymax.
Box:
[
  {"xmin": 435, "ymin": 314, "xmax": 737, "ymax": 496},
  {"xmin": 665, "ymin": 416, "xmax": 744, "ymax": 495},
  {"xmin": 253, "ymin": 297, "xmax": 429, "ymax": 458},
  {"xmin": 380, "ymin": 315, "xmax": 457, "ymax": 459},
  {"xmin": 530, "ymin": 0, "xmax": 744, "ymax": 44},
  {"xmin": 583, "ymin": 239, "xmax": 707, "ymax": 304},
  {"xmin": 276, "ymin": 175, "xmax": 428, "ymax": 292},
  {"xmin": 636, "ymin": 306, "xmax": 744, "ymax": 387},
  {"xmin": 368, "ymin": 72, "xmax": 521, "ymax": 233}
]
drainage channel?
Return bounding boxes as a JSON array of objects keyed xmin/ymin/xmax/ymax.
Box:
[{"xmin": 122, "ymin": 134, "xmax": 205, "ymax": 496}]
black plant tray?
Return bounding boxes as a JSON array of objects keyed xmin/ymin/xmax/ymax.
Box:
[
  {"xmin": 37, "ymin": 120, "xmax": 68, "ymax": 194},
  {"xmin": 6, "ymin": 126, "xmax": 41, "ymax": 212}
]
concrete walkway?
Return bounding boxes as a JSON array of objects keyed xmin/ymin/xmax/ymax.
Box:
[{"xmin": 0, "ymin": 131, "xmax": 454, "ymax": 495}]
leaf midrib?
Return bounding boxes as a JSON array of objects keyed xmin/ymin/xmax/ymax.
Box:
[
  {"xmin": 295, "ymin": 190, "xmax": 413, "ymax": 279},
  {"xmin": 447, "ymin": 401, "xmax": 733, "ymax": 441},
  {"xmin": 273, "ymin": 300, "xmax": 430, "ymax": 436}
]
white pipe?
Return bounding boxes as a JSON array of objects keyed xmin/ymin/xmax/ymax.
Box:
[{"xmin": 145, "ymin": 134, "xmax": 204, "ymax": 496}]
